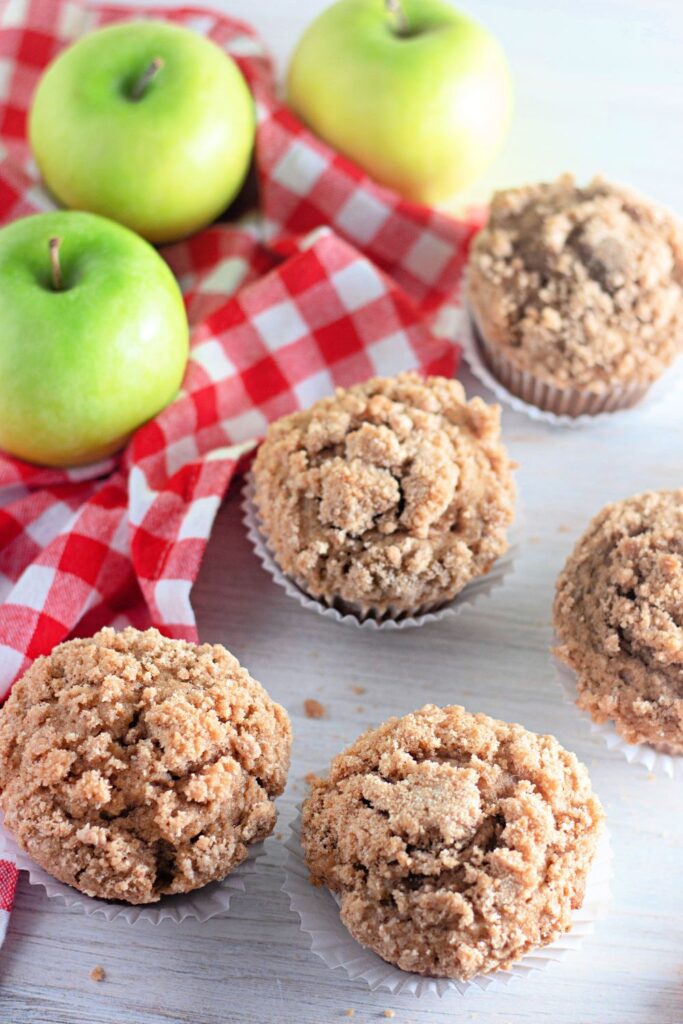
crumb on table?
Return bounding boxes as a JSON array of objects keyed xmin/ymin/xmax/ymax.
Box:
[
  {"xmin": 383, "ymin": 1011, "xmax": 395, "ymax": 1019},
  {"xmin": 351, "ymin": 685, "xmax": 366, "ymax": 695},
  {"xmin": 90, "ymin": 966, "xmax": 105, "ymax": 983},
  {"xmin": 304, "ymin": 698, "xmax": 326, "ymax": 719},
  {"xmin": 304, "ymin": 772, "xmax": 317, "ymax": 786}
]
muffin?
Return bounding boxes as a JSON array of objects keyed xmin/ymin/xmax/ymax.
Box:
[
  {"xmin": 554, "ymin": 489, "xmax": 683, "ymax": 754},
  {"xmin": 466, "ymin": 175, "xmax": 683, "ymax": 416},
  {"xmin": 251, "ymin": 372, "xmax": 516, "ymax": 621},
  {"xmin": 301, "ymin": 704, "xmax": 603, "ymax": 981},
  {"xmin": 0, "ymin": 627, "xmax": 292, "ymax": 904}
]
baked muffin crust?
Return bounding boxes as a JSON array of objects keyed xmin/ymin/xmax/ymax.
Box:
[
  {"xmin": 555, "ymin": 490, "xmax": 683, "ymax": 753},
  {"xmin": 252, "ymin": 373, "xmax": 515, "ymax": 617},
  {"xmin": 302, "ymin": 704, "xmax": 602, "ymax": 980},
  {"xmin": 467, "ymin": 175, "xmax": 683, "ymax": 392},
  {"xmin": 0, "ymin": 627, "xmax": 292, "ymax": 904}
]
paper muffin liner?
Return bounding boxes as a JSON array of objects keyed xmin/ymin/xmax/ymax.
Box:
[
  {"xmin": 241, "ymin": 475, "xmax": 520, "ymax": 630},
  {"xmin": 0, "ymin": 813, "xmax": 263, "ymax": 924},
  {"xmin": 458, "ymin": 305, "xmax": 663, "ymax": 427},
  {"xmin": 282, "ymin": 812, "xmax": 612, "ymax": 997},
  {"xmin": 553, "ymin": 656, "xmax": 683, "ymax": 779}
]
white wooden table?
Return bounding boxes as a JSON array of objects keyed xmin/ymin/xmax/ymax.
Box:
[{"xmin": 2, "ymin": 2, "xmax": 683, "ymax": 1022}]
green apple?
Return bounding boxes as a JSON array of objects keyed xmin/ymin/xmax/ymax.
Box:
[
  {"xmin": 29, "ymin": 21, "xmax": 255, "ymax": 243},
  {"xmin": 287, "ymin": 0, "xmax": 512, "ymax": 204},
  {"xmin": 0, "ymin": 211, "xmax": 189, "ymax": 467}
]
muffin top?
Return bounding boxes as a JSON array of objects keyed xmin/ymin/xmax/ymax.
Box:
[
  {"xmin": 252, "ymin": 373, "xmax": 515, "ymax": 617},
  {"xmin": 0, "ymin": 627, "xmax": 292, "ymax": 904},
  {"xmin": 302, "ymin": 704, "xmax": 602, "ymax": 980},
  {"xmin": 554, "ymin": 490, "xmax": 683, "ymax": 754},
  {"xmin": 467, "ymin": 175, "xmax": 683, "ymax": 392}
]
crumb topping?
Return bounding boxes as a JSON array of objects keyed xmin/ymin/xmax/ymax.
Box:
[
  {"xmin": 0, "ymin": 628, "xmax": 292, "ymax": 904},
  {"xmin": 304, "ymin": 699, "xmax": 326, "ymax": 720},
  {"xmin": 252, "ymin": 373, "xmax": 515, "ymax": 616},
  {"xmin": 554, "ymin": 489, "xmax": 683, "ymax": 753},
  {"xmin": 301, "ymin": 704, "xmax": 602, "ymax": 980},
  {"xmin": 467, "ymin": 175, "xmax": 683, "ymax": 391}
]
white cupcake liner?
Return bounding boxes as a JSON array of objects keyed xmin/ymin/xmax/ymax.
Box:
[
  {"xmin": 456, "ymin": 305, "xmax": 683, "ymax": 427},
  {"xmin": 0, "ymin": 815, "xmax": 262, "ymax": 924},
  {"xmin": 241, "ymin": 474, "xmax": 520, "ymax": 630},
  {"xmin": 282, "ymin": 812, "xmax": 612, "ymax": 997},
  {"xmin": 553, "ymin": 656, "xmax": 683, "ymax": 779}
]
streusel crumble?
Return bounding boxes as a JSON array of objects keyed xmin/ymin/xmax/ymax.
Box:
[
  {"xmin": 252, "ymin": 373, "xmax": 515, "ymax": 619},
  {"xmin": 467, "ymin": 175, "xmax": 683, "ymax": 408},
  {"xmin": 555, "ymin": 490, "xmax": 683, "ymax": 753},
  {"xmin": 302, "ymin": 704, "xmax": 603, "ymax": 980},
  {"xmin": 0, "ymin": 627, "xmax": 292, "ymax": 903}
]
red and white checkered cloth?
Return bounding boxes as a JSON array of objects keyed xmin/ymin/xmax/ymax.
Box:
[{"xmin": 0, "ymin": 0, "xmax": 481, "ymax": 921}]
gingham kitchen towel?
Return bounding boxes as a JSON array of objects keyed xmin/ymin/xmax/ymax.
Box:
[{"xmin": 0, "ymin": 0, "xmax": 480, "ymax": 924}]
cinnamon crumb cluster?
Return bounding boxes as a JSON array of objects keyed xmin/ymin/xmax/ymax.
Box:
[
  {"xmin": 0, "ymin": 627, "xmax": 292, "ymax": 904},
  {"xmin": 302, "ymin": 704, "xmax": 602, "ymax": 980},
  {"xmin": 252, "ymin": 373, "xmax": 515, "ymax": 618},
  {"xmin": 467, "ymin": 175, "xmax": 683, "ymax": 392},
  {"xmin": 555, "ymin": 489, "xmax": 683, "ymax": 753}
]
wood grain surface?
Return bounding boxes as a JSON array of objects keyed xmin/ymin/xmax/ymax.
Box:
[{"xmin": 1, "ymin": 1, "xmax": 682, "ymax": 1022}]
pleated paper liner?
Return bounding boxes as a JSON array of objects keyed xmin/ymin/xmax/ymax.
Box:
[
  {"xmin": 457, "ymin": 304, "xmax": 683, "ymax": 427},
  {"xmin": 553, "ymin": 656, "xmax": 683, "ymax": 779},
  {"xmin": 0, "ymin": 814, "xmax": 263, "ymax": 925},
  {"xmin": 242, "ymin": 474, "xmax": 520, "ymax": 630},
  {"xmin": 282, "ymin": 812, "xmax": 612, "ymax": 997}
]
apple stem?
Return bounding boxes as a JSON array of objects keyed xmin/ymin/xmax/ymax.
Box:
[
  {"xmin": 385, "ymin": 0, "xmax": 410, "ymax": 36},
  {"xmin": 130, "ymin": 56, "xmax": 165, "ymax": 100},
  {"xmin": 49, "ymin": 237, "xmax": 63, "ymax": 291}
]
